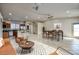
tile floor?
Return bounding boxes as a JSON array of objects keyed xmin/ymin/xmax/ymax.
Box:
[
  {"xmin": 27, "ymin": 34, "xmax": 79, "ymax": 55},
  {"xmin": 10, "ymin": 34, "xmax": 79, "ymax": 55},
  {"xmin": 10, "ymin": 37, "xmax": 55, "ymax": 55}
]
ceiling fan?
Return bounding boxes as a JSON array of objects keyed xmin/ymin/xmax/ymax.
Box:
[
  {"xmin": 32, "ymin": 3, "xmax": 54, "ymax": 19},
  {"xmin": 47, "ymin": 15, "xmax": 53, "ymax": 19},
  {"xmin": 32, "ymin": 3, "xmax": 39, "ymax": 11}
]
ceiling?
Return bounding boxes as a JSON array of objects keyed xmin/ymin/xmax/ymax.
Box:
[{"xmin": 0, "ymin": 3, "xmax": 79, "ymax": 22}]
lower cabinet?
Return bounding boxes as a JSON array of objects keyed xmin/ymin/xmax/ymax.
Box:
[{"xmin": 3, "ymin": 31, "xmax": 9, "ymax": 38}]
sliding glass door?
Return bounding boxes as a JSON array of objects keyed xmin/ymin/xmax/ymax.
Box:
[{"xmin": 73, "ymin": 23, "xmax": 79, "ymax": 37}]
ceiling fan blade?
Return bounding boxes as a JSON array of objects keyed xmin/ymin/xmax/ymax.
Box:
[{"xmin": 48, "ymin": 16, "xmax": 53, "ymax": 18}]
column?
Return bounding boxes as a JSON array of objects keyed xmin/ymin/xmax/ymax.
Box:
[{"xmin": 37, "ymin": 22, "xmax": 43, "ymax": 38}]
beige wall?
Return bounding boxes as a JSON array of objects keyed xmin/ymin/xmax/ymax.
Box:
[{"xmin": 44, "ymin": 18, "xmax": 79, "ymax": 37}]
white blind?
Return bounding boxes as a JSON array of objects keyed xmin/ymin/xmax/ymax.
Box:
[{"xmin": 11, "ymin": 23, "xmax": 19, "ymax": 29}]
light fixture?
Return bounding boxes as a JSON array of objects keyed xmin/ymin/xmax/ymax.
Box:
[
  {"xmin": 66, "ymin": 10, "xmax": 71, "ymax": 17},
  {"xmin": 8, "ymin": 13, "xmax": 12, "ymax": 20},
  {"xmin": 25, "ymin": 16, "xmax": 28, "ymax": 19},
  {"xmin": 9, "ymin": 13, "xmax": 12, "ymax": 16},
  {"xmin": 38, "ymin": 16, "xmax": 40, "ymax": 18},
  {"xmin": 33, "ymin": 3, "xmax": 39, "ymax": 11},
  {"xmin": 66, "ymin": 10, "xmax": 70, "ymax": 14}
]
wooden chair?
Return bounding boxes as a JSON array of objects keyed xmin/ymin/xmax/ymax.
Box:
[
  {"xmin": 16, "ymin": 37, "xmax": 25, "ymax": 43},
  {"xmin": 47, "ymin": 31, "xmax": 53, "ymax": 39},
  {"xmin": 52, "ymin": 30, "xmax": 57, "ymax": 39}
]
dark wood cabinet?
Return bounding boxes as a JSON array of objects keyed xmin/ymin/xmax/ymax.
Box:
[
  {"xmin": 13, "ymin": 31, "xmax": 17, "ymax": 38},
  {"xmin": 3, "ymin": 31, "xmax": 9, "ymax": 38},
  {"xmin": 3, "ymin": 21, "xmax": 18, "ymax": 38},
  {"xmin": 3, "ymin": 22, "xmax": 11, "ymax": 28}
]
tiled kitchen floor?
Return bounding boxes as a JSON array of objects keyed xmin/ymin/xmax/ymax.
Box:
[{"xmin": 9, "ymin": 33, "xmax": 79, "ymax": 55}]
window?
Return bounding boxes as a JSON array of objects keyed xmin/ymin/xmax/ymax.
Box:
[
  {"xmin": 11, "ymin": 23, "xmax": 16, "ymax": 29},
  {"xmin": 15, "ymin": 24, "xmax": 19, "ymax": 29},
  {"xmin": 73, "ymin": 23, "xmax": 79, "ymax": 36},
  {"xmin": 11, "ymin": 23, "xmax": 19, "ymax": 29},
  {"xmin": 54, "ymin": 23, "xmax": 62, "ymax": 29}
]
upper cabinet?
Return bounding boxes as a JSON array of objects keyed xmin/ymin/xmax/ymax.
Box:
[{"xmin": 3, "ymin": 21, "xmax": 11, "ymax": 28}]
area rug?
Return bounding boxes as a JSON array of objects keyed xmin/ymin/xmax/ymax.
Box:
[{"xmin": 10, "ymin": 38, "xmax": 55, "ymax": 55}]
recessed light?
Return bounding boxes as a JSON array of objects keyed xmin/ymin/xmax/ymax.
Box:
[
  {"xmin": 25, "ymin": 16, "xmax": 28, "ymax": 19},
  {"xmin": 9, "ymin": 13, "xmax": 12, "ymax": 15},
  {"xmin": 66, "ymin": 10, "xmax": 70, "ymax": 14},
  {"xmin": 38, "ymin": 16, "xmax": 40, "ymax": 18}
]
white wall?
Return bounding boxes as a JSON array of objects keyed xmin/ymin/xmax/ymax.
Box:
[
  {"xmin": 0, "ymin": 13, "xmax": 3, "ymax": 47},
  {"xmin": 44, "ymin": 18, "xmax": 79, "ymax": 37}
]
